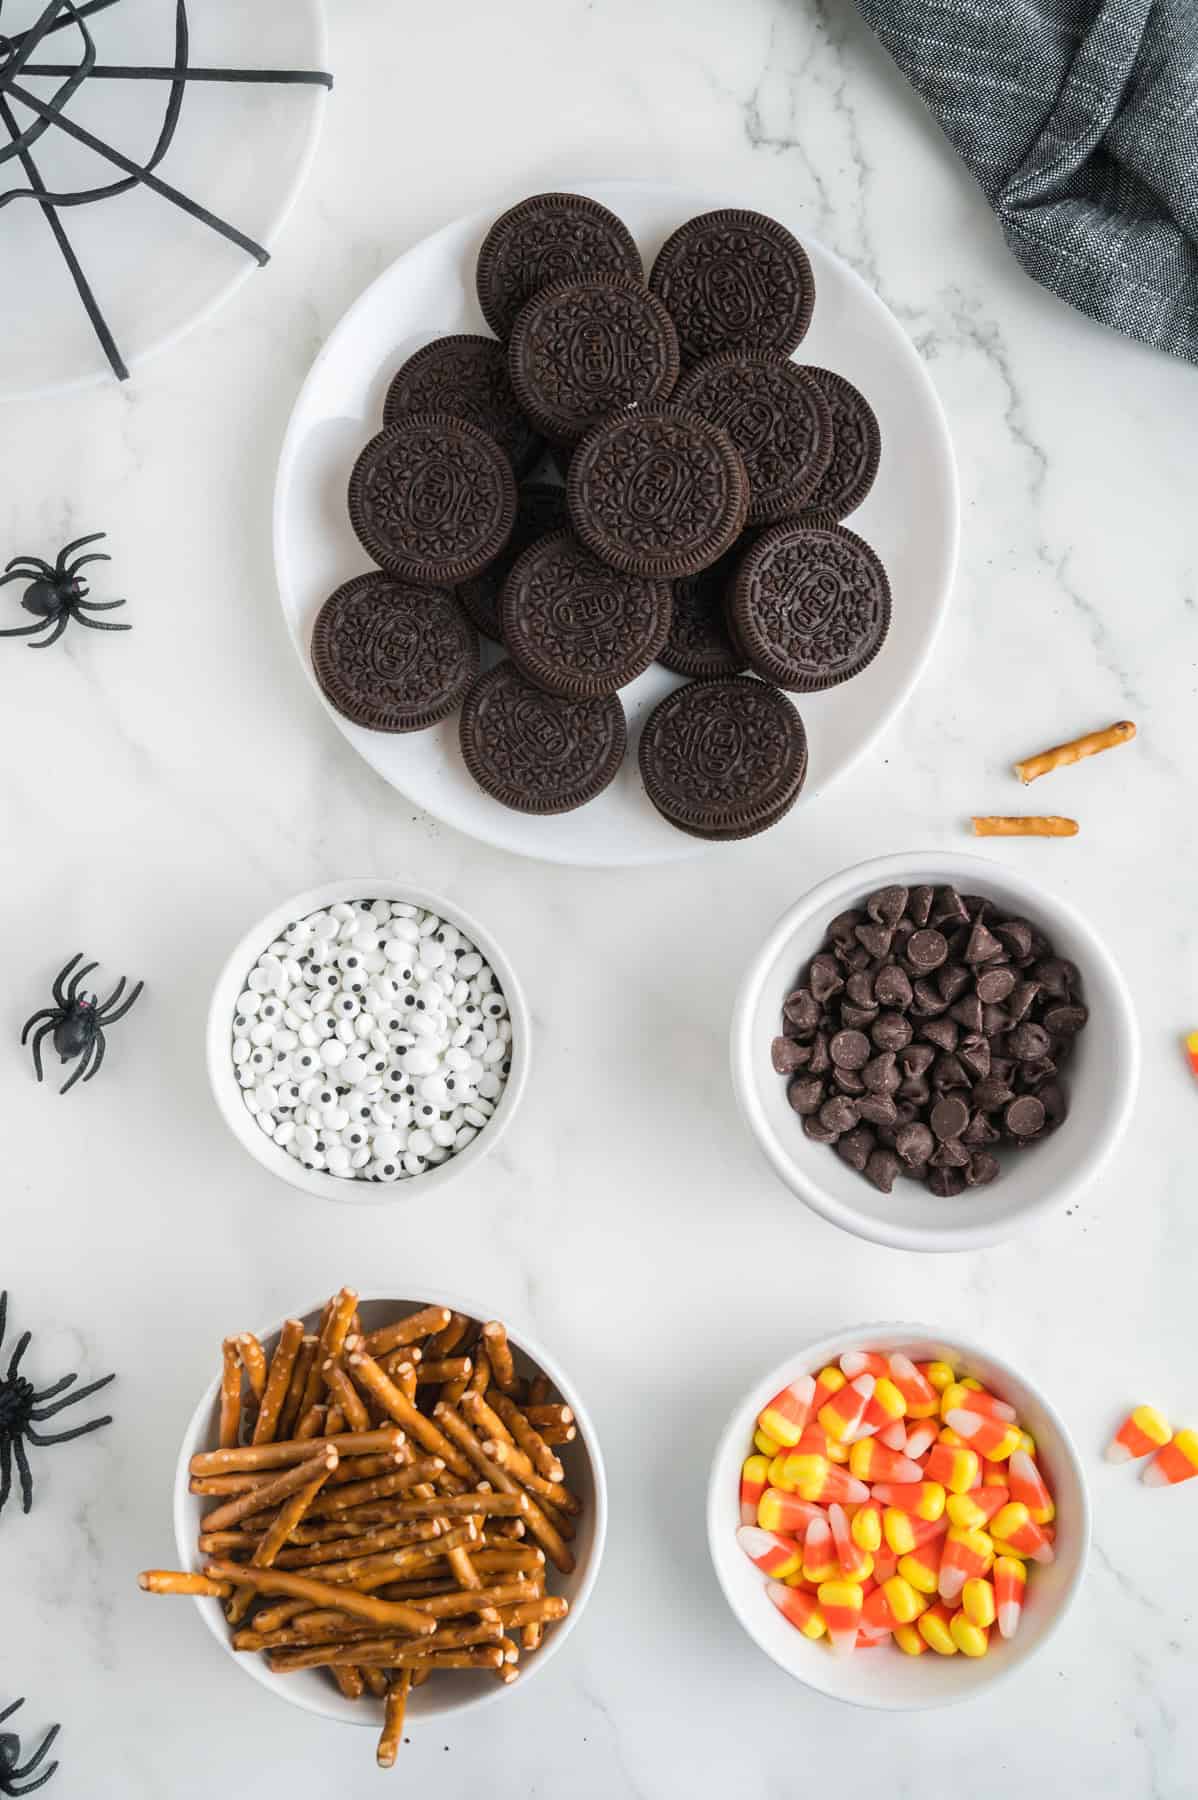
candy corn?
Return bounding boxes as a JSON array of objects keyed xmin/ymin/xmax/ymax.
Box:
[
  {"xmin": 851, "ymin": 1498, "xmax": 883, "ymax": 1554},
  {"xmin": 757, "ymin": 1489, "xmax": 823, "ymax": 1538},
  {"xmin": 802, "ymin": 1515, "xmax": 840, "ymax": 1585},
  {"xmin": 1106, "ymin": 1405, "xmax": 1172, "ymax": 1464},
  {"xmin": 741, "ymin": 1454, "xmax": 770, "ymax": 1525},
  {"xmin": 922, "ymin": 1361, "xmax": 955, "ymax": 1393},
  {"xmin": 950, "ymin": 1612, "xmax": 990, "ymax": 1657},
  {"xmin": 917, "ymin": 1602, "xmax": 959, "ymax": 1654},
  {"xmin": 961, "ymin": 1576, "xmax": 996, "ymax": 1629},
  {"xmin": 946, "ymin": 1486, "xmax": 1008, "ymax": 1531},
  {"xmin": 993, "ymin": 1555, "xmax": 1026, "ymax": 1639},
  {"xmin": 904, "ymin": 1422, "xmax": 938, "ymax": 1460},
  {"xmin": 944, "ymin": 1408, "xmax": 1021, "ymax": 1461},
  {"xmin": 941, "ymin": 1381, "xmax": 1016, "ymax": 1424},
  {"xmin": 758, "ymin": 1375, "xmax": 816, "ymax": 1448},
  {"xmin": 811, "ymin": 1365, "xmax": 847, "ymax": 1415},
  {"xmin": 817, "ymin": 1580, "xmax": 863, "ymax": 1656},
  {"xmin": 840, "ymin": 1350, "xmax": 890, "ymax": 1380},
  {"xmin": 888, "ymin": 1353, "xmax": 940, "ymax": 1420},
  {"xmin": 859, "ymin": 1377, "xmax": 908, "ymax": 1437},
  {"xmin": 898, "ymin": 1542, "xmax": 943, "ymax": 1595},
  {"xmin": 819, "ymin": 1373, "xmax": 875, "ymax": 1444},
  {"xmin": 878, "ymin": 1418, "xmax": 909, "ymax": 1452},
  {"xmin": 776, "ymin": 1453, "xmax": 869, "ymax": 1507},
  {"xmin": 849, "ymin": 1439, "xmax": 924, "ymax": 1485},
  {"xmin": 894, "ymin": 1621, "xmax": 929, "ymax": 1655},
  {"xmin": 1008, "ymin": 1450, "xmax": 1055, "ymax": 1524},
  {"xmin": 938, "ymin": 1527, "xmax": 994, "ymax": 1601},
  {"xmin": 924, "ymin": 1441, "xmax": 981, "ymax": 1495},
  {"xmin": 767, "ymin": 1579, "xmax": 826, "ymax": 1639},
  {"xmin": 829, "ymin": 1503, "xmax": 873, "ymax": 1581},
  {"xmin": 737, "ymin": 1525, "xmax": 803, "ymax": 1581},
  {"xmin": 754, "ymin": 1427, "xmax": 782, "ymax": 1458},
  {"xmin": 871, "ymin": 1481, "xmax": 946, "ymax": 1522},
  {"xmin": 883, "ymin": 1507, "xmax": 948, "ymax": 1556},
  {"xmin": 989, "ymin": 1502, "xmax": 1054, "ymax": 1563},
  {"xmin": 1143, "ymin": 1428, "xmax": 1198, "ymax": 1487}
]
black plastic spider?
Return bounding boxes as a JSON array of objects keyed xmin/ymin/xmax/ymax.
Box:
[
  {"xmin": 0, "ymin": 1291, "xmax": 115, "ymax": 1524},
  {"xmin": 0, "ymin": 531, "xmax": 129, "ymax": 648},
  {"xmin": 0, "ymin": 1699, "xmax": 59, "ymax": 1797},
  {"xmin": 21, "ymin": 952, "xmax": 143, "ymax": 1094}
]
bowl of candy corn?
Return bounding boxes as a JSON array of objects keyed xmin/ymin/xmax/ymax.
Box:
[
  {"xmin": 707, "ymin": 1325, "xmax": 1090, "ymax": 1709},
  {"xmin": 731, "ymin": 851, "xmax": 1139, "ymax": 1252}
]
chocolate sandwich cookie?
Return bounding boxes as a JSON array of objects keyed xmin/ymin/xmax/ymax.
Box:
[
  {"xmin": 476, "ymin": 191, "xmax": 644, "ymax": 339},
  {"xmin": 673, "ymin": 350, "xmax": 833, "ymax": 523},
  {"xmin": 347, "ymin": 414, "xmax": 517, "ymax": 586},
  {"xmin": 383, "ymin": 334, "xmax": 542, "ymax": 478},
  {"xmin": 501, "ymin": 529, "xmax": 672, "ymax": 698},
  {"xmin": 457, "ymin": 481, "xmax": 568, "ymax": 643},
  {"xmin": 649, "ymin": 209, "xmax": 816, "ymax": 364},
  {"xmin": 311, "ymin": 574, "xmax": 479, "ymax": 732},
  {"xmin": 507, "ymin": 275, "xmax": 680, "ymax": 446},
  {"xmin": 567, "ymin": 407, "xmax": 748, "ymax": 580},
  {"xmin": 730, "ymin": 521, "xmax": 891, "ymax": 692},
  {"xmin": 639, "ymin": 676, "xmax": 807, "ymax": 840},
  {"xmin": 794, "ymin": 367, "xmax": 881, "ymax": 520},
  {"xmin": 660, "ymin": 537, "xmax": 750, "ymax": 679},
  {"xmin": 459, "ymin": 660, "xmax": 627, "ymax": 814}
]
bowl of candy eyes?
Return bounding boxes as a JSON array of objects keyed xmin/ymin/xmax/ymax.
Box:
[
  {"xmin": 207, "ymin": 881, "xmax": 530, "ymax": 1202},
  {"xmin": 707, "ymin": 1325, "xmax": 1090, "ymax": 1710},
  {"xmin": 731, "ymin": 850, "xmax": 1139, "ymax": 1253}
]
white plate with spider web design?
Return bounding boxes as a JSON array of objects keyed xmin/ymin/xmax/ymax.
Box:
[
  {"xmin": 0, "ymin": 0, "xmax": 328, "ymax": 399},
  {"xmin": 274, "ymin": 180, "xmax": 959, "ymax": 868}
]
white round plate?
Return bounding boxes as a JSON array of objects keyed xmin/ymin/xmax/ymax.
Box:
[
  {"xmin": 0, "ymin": 0, "xmax": 328, "ymax": 399},
  {"xmin": 274, "ymin": 181, "xmax": 959, "ymax": 868}
]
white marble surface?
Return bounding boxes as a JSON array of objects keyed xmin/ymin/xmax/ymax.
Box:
[{"xmin": 2, "ymin": 1, "xmax": 1197, "ymax": 1794}]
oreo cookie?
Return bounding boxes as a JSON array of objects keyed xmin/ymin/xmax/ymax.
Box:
[
  {"xmin": 567, "ymin": 408, "xmax": 748, "ymax": 580},
  {"xmin": 459, "ymin": 660, "xmax": 627, "ymax": 813},
  {"xmin": 476, "ymin": 192, "xmax": 644, "ymax": 340},
  {"xmin": 639, "ymin": 676, "xmax": 808, "ymax": 840},
  {"xmin": 660, "ymin": 537, "xmax": 750, "ymax": 679},
  {"xmin": 795, "ymin": 367, "xmax": 881, "ymax": 520},
  {"xmin": 383, "ymin": 334, "xmax": 542, "ymax": 478},
  {"xmin": 347, "ymin": 415, "xmax": 517, "ymax": 586},
  {"xmin": 507, "ymin": 275, "xmax": 679, "ymax": 446},
  {"xmin": 673, "ymin": 350, "xmax": 833, "ymax": 523},
  {"xmin": 501, "ymin": 529, "xmax": 672, "ymax": 698},
  {"xmin": 457, "ymin": 481, "xmax": 568, "ymax": 643},
  {"xmin": 730, "ymin": 522, "xmax": 891, "ymax": 692},
  {"xmin": 311, "ymin": 574, "xmax": 479, "ymax": 732},
  {"xmin": 649, "ymin": 209, "xmax": 816, "ymax": 364}
]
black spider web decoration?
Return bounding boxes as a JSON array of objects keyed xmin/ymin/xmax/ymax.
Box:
[{"xmin": 0, "ymin": 0, "xmax": 332, "ymax": 381}]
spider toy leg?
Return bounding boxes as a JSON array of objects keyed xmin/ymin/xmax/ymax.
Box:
[
  {"xmin": 56, "ymin": 532, "xmax": 108, "ymax": 573},
  {"xmin": 82, "ymin": 1030, "xmax": 106, "ymax": 1083},
  {"xmin": 30, "ymin": 1372, "xmax": 115, "ymax": 1421},
  {"xmin": 51, "ymin": 955, "xmax": 81, "ymax": 1008},
  {"xmin": 27, "ymin": 615, "xmax": 69, "ymax": 651},
  {"xmin": 0, "ymin": 1698, "xmax": 22, "ymax": 1728},
  {"xmin": 95, "ymin": 979, "xmax": 143, "ymax": 1025},
  {"xmin": 95, "ymin": 977, "xmax": 125, "ymax": 1013},
  {"xmin": 12, "ymin": 1436, "xmax": 34, "ymax": 1515},
  {"xmin": 73, "ymin": 614, "xmax": 131, "ymax": 632},
  {"xmin": 30, "ymin": 1372, "xmax": 76, "ymax": 1404},
  {"xmin": 7, "ymin": 1330, "xmax": 31, "ymax": 1381},
  {"xmin": 19, "ymin": 1010, "xmax": 60, "ymax": 1043},
  {"xmin": 9, "ymin": 1720, "xmax": 61, "ymax": 1792},
  {"xmin": 58, "ymin": 1035, "xmax": 94, "ymax": 1096},
  {"xmin": 62, "ymin": 554, "xmax": 110, "ymax": 580},
  {"xmin": 74, "ymin": 598, "xmax": 127, "ymax": 611},
  {"xmin": 64, "ymin": 960, "xmax": 97, "ymax": 1005},
  {"xmin": 26, "ymin": 1409, "xmax": 113, "ymax": 1447},
  {"xmin": 0, "ymin": 1439, "xmax": 11, "ymax": 1519},
  {"xmin": 1, "ymin": 558, "xmax": 54, "ymax": 579},
  {"xmin": 0, "ymin": 620, "xmax": 50, "ymax": 638},
  {"xmin": 25, "ymin": 1021, "xmax": 56, "ymax": 1083}
]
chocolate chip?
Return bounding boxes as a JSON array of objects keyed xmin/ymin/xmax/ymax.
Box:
[
  {"xmin": 809, "ymin": 954, "xmax": 845, "ymax": 1003},
  {"xmin": 907, "ymin": 885, "xmax": 935, "ymax": 927},
  {"xmin": 874, "ymin": 963, "xmax": 913, "ymax": 1009},
  {"xmin": 857, "ymin": 1093, "xmax": 899, "ymax": 1129},
  {"xmin": 1043, "ymin": 1003, "xmax": 1088, "ymax": 1037},
  {"xmin": 836, "ymin": 1125, "xmax": 876, "ymax": 1172},
  {"xmin": 965, "ymin": 919, "xmax": 1004, "ymax": 964},
  {"xmin": 899, "ymin": 1042, "xmax": 935, "ymax": 1079},
  {"xmin": 895, "ymin": 1120, "xmax": 934, "ymax": 1166},
  {"xmin": 966, "ymin": 1151, "xmax": 1000, "ymax": 1186},
  {"xmin": 920, "ymin": 1017, "xmax": 958, "ymax": 1053},
  {"xmin": 1033, "ymin": 958, "xmax": 1075, "ymax": 998},
  {"xmin": 871, "ymin": 1011, "xmax": 913, "ymax": 1051},
  {"xmin": 1038, "ymin": 1082, "xmax": 1068, "ymax": 1126},
  {"xmin": 808, "ymin": 1032, "xmax": 831, "ymax": 1075},
  {"xmin": 962, "ymin": 1110, "xmax": 999, "ymax": 1146},
  {"xmin": 907, "ymin": 928, "xmax": 948, "ymax": 973},
  {"xmin": 867, "ymin": 885, "xmax": 909, "ymax": 927},
  {"xmin": 827, "ymin": 909, "xmax": 865, "ymax": 950},
  {"xmin": 990, "ymin": 1055, "xmax": 1016, "ymax": 1085},
  {"xmin": 937, "ymin": 963, "xmax": 971, "ymax": 1004},
  {"xmin": 820, "ymin": 1095, "xmax": 859, "ymax": 1136},
  {"xmin": 1017, "ymin": 1057, "xmax": 1057, "ymax": 1091},
  {"xmin": 971, "ymin": 1075, "xmax": 1014, "ymax": 1113},
  {"xmin": 930, "ymin": 1094, "xmax": 970, "ymax": 1140},
  {"xmin": 1006, "ymin": 979, "xmax": 1041, "ymax": 1024},
  {"xmin": 910, "ymin": 979, "xmax": 949, "ymax": 1018},
  {"xmin": 803, "ymin": 1113, "xmax": 839, "ymax": 1144},
  {"xmin": 855, "ymin": 921, "xmax": 894, "ymax": 960},
  {"xmin": 930, "ymin": 1138, "xmax": 970, "ymax": 1169},
  {"xmin": 833, "ymin": 1067, "xmax": 866, "ymax": 1096},
  {"xmin": 840, "ymin": 1002, "xmax": 879, "ymax": 1029},
  {"xmin": 975, "ymin": 967, "xmax": 1016, "ymax": 1005},
  {"xmin": 865, "ymin": 1149, "xmax": 902, "ymax": 1193},
  {"xmin": 949, "ymin": 994, "xmax": 983, "ymax": 1034},
  {"xmin": 931, "ymin": 886, "xmax": 969, "ymax": 927},
  {"xmin": 899, "ymin": 1075, "xmax": 931, "ymax": 1106},
  {"xmin": 787, "ymin": 1076, "xmax": 825, "ymax": 1115},
  {"xmin": 782, "ymin": 988, "xmax": 820, "ymax": 1035},
  {"xmin": 845, "ymin": 971, "xmax": 877, "ymax": 1009},
  {"xmin": 772, "ymin": 1036, "xmax": 811, "ymax": 1074},
  {"xmin": 862, "ymin": 1051, "xmax": 900, "ymax": 1095},
  {"xmin": 830, "ymin": 1029, "xmax": 871, "ymax": 1070},
  {"xmin": 1009, "ymin": 1021, "xmax": 1051, "ymax": 1062},
  {"xmin": 994, "ymin": 919, "xmax": 1033, "ymax": 961},
  {"xmin": 932, "ymin": 1053, "xmax": 969, "ymax": 1090},
  {"xmin": 981, "ymin": 1004, "xmax": 1012, "ymax": 1037},
  {"xmin": 927, "ymin": 1166, "xmax": 966, "ymax": 1197},
  {"xmin": 958, "ymin": 1034, "xmax": 991, "ymax": 1081},
  {"xmin": 1005, "ymin": 1095, "xmax": 1046, "ymax": 1137}
]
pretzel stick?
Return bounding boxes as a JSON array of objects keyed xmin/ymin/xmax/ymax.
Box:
[
  {"xmin": 433, "ymin": 1407, "xmax": 574, "ymax": 1572},
  {"xmin": 522, "ymin": 1622, "xmax": 543, "ymax": 1651},
  {"xmin": 325, "ymin": 1453, "xmax": 407, "ymax": 1489},
  {"xmin": 332, "ymin": 1665, "xmax": 364, "ymax": 1701},
  {"xmin": 233, "ymin": 1619, "xmax": 381, "ymax": 1651},
  {"xmin": 488, "ymin": 1391, "xmax": 565, "ymax": 1482},
  {"xmin": 361, "ymin": 1665, "xmax": 390, "ymax": 1700},
  {"xmin": 378, "ymin": 1671, "xmax": 411, "ymax": 1769},
  {"xmin": 1014, "ymin": 719, "xmax": 1135, "ymax": 784},
  {"xmin": 288, "ymin": 1523, "xmax": 478, "ymax": 1586},
  {"xmin": 324, "ymin": 1406, "xmax": 346, "ymax": 1438},
  {"xmin": 191, "ymin": 1429, "xmax": 404, "ymax": 1477},
  {"xmin": 203, "ymin": 1559, "xmax": 436, "ymax": 1635},
  {"xmin": 247, "ymin": 1599, "xmax": 310, "ymax": 1634},
  {"xmin": 362, "ymin": 1305, "xmax": 452, "ymax": 1356},
  {"xmin": 390, "ymin": 1360, "xmax": 419, "ymax": 1403},
  {"xmin": 295, "ymin": 1404, "xmax": 327, "ymax": 1441},
  {"xmin": 459, "ymin": 1390, "xmax": 514, "ymax": 1447},
  {"xmin": 409, "ymin": 1666, "xmax": 431, "ymax": 1688},
  {"xmin": 467, "ymin": 1348, "xmax": 492, "ymax": 1396},
  {"xmin": 201, "ymin": 1449, "xmax": 337, "ymax": 1533},
  {"xmin": 425, "ymin": 1312, "xmax": 471, "ymax": 1358},
  {"xmin": 219, "ymin": 1340, "xmax": 241, "ymax": 1448},
  {"xmin": 198, "ymin": 1532, "xmax": 261, "ymax": 1554},
  {"xmin": 296, "ymin": 1288, "xmax": 359, "ymax": 1424},
  {"xmin": 527, "ymin": 1375, "xmax": 551, "ymax": 1407},
  {"xmin": 303, "ymin": 1460, "xmax": 446, "ymax": 1520},
  {"xmin": 495, "ymin": 1595, "xmax": 569, "ymax": 1629},
  {"xmin": 274, "ymin": 1520, "xmax": 443, "ymax": 1568},
  {"xmin": 396, "ymin": 1582, "xmax": 529, "ymax": 1619},
  {"xmin": 972, "ymin": 816, "xmax": 1079, "ymax": 837},
  {"xmin": 227, "ymin": 1456, "xmax": 338, "ymax": 1626},
  {"xmin": 237, "ymin": 1334, "xmax": 268, "ymax": 1405},
  {"xmin": 322, "ymin": 1360, "xmax": 370, "ymax": 1433},
  {"xmin": 447, "ymin": 1545, "xmax": 482, "ymax": 1590},
  {"xmin": 339, "ymin": 1492, "xmax": 526, "ymax": 1521},
  {"xmin": 276, "ymin": 1335, "xmax": 318, "ymax": 1441},
  {"xmin": 269, "ymin": 1620, "xmax": 502, "ymax": 1671},
  {"xmin": 347, "ymin": 1350, "xmax": 473, "ymax": 1477},
  {"xmin": 522, "ymin": 1403, "xmax": 573, "ymax": 1434},
  {"xmin": 415, "ymin": 1358, "xmax": 474, "ymax": 1387},
  {"xmin": 190, "ymin": 1473, "xmax": 275, "ymax": 1497},
  {"xmin": 270, "ymin": 1640, "xmax": 504, "ymax": 1675},
  {"xmin": 481, "ymin": 1323, "xmax": 516, "ymax": 1393},
  {"xmin": 481, "ymin": 1439, "xmax": 581, "ymax": 1515},
  {"xmin": 139, "ymin": 1570, "xmax": 233, "ymax": 1598}
]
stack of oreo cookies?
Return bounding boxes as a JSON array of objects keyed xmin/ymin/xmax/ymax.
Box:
[{"xmin": 311, "ymin": 191, "xmax": 890, "ymax": 834}]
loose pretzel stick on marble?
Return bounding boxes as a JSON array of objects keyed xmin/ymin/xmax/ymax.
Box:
[
  {"xmin": 972, "ymin": 816, "xmax": 1079, "ymax": 837},
  {"xmin": 191, "ymin": 1429, "xmax": 403, "ymax": 1478},
  {"xmin": 347, "ymin": 1349, "xmax": 473, "ymax": 1477},
  {"xmin": 362, "ymin": 1305, "xmax": 452, "ymax": 1356},
  {"xmin": 251, "ymin": 1320, "xmax": 305, "ymax": 1446},
  {"xmin": 377, "ymin": 1671, "xmax": 411, "ymax": 1769},
  {"xmin": 139, "ymin": 1570, "xmax": 233, "ymax": 1598},
  {"xmin": 219, "ymin": 1339, "xmax": 241, "ymax": 1448},
  {"xmin": 488, "ymin": 1391, "xmax": 565, "ymax": 1482},
  {"xmin": 433, "ymin": 1406, "xmax": 575, "ymax": 1573},
  {"xmin": 276, "ymin": 1335, "xmax": 319, "ymax": 1441},
  {"xmin": 203, "ymin": 1559, "xmax": 436, "ymax": 1634},
  {"xmin": 322, "ymin": 1360, "xmax": 371, "ymax": 1433},
  {"xmin": 1014, "ymin": 719, "xmax": 1136, "ymax": 784},
  {"xmin": 237, "ymin": 1334, "xmax": 268, "ymax": 1405},
  {"xmin": 201, "ymin": 1448, "xmax": 338, "ymax": 1533}
]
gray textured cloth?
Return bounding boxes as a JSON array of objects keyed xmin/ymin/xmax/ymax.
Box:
[{"xmin": 854, "ymin": 0, "xmax": 1198, "ymax": 362}]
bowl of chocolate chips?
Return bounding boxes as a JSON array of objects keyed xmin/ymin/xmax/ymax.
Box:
[{"xmin": 731, "ymin": 852, "xmax": 1139, "ymax": 1251}]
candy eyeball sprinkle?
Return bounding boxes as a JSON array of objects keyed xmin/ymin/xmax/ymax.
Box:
[{"xmin": 233, "ymin": 899, "xmax": 512, "ymax": 1184}]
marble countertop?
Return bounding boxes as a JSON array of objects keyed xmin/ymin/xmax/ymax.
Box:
[{"xmin": 3, "ymin": 1, "xmax": 1196, "ymax": 1794}]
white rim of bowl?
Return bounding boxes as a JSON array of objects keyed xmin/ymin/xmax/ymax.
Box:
[
  {"xmin": 205, "ymin": 879, "xmax": 530, "ymax": 1205},
  {"xmin": 730, "ymin": 850, "xmax": 1141, "ymax": 1252},
  {"xmin": 706, "ymin": 1319, "xmax": 1092, "ymax": 1710},
  {"xmin": 173, "ymin": 1285, "xmax": 608, "ymax": 1726}
]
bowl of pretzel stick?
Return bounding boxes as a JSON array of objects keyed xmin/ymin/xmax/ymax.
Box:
[{"xmin": 141, "ymin": 1287, "xmax": 606, "ymax": 1768}]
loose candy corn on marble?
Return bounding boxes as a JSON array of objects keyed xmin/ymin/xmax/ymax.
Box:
[{"xmin": 742, "ymin": 1348, "xmax": 1057, "ymax": 1661}]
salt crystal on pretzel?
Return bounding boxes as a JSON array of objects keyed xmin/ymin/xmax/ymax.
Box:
[{"xmin": 1013, "ymin": 720, "xmax": 1136, "ymax": 785}]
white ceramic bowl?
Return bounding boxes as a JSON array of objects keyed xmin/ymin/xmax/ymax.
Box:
[
  {"xmin": 174, "ymin": 1290, "xmax": 606, "ymax": 1727},
  {"xmin": 708, "ymin": 1322, "xmax": 1090, "ymax": 1710},
  {"xmin": 207, "ymin": 880, "xmax": 530, "ymax": 1204},
  {"xmin": 731, "ymin": 851, "xmax": 1139, "ymax": 1252}
]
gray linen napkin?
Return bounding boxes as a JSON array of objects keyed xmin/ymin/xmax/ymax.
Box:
[{"xmin": 853, "ymin": 0, "xmax": 1198, "ymax": 363}]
